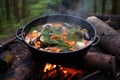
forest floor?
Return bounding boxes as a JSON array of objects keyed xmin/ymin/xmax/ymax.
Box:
[{"xmin": 0, "ymin": 34, "xmax": 14, "ymax": 43}]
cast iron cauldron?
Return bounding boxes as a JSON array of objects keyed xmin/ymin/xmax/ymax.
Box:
[{"xmin": 16, "ymin": 14, "xmax": 99, "ymax": 64}]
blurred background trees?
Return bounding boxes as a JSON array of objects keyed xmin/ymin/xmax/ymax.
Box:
[{"xmin": 0, "ymin": 0, "xmax": 119, "ymax": 40}]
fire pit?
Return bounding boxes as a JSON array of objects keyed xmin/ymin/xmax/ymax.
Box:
[{"xmin": 0, "ymin": 16, "xmax": 120, "ymax": 80}]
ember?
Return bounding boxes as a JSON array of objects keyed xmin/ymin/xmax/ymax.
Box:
[{"xmin": 41, "ymin": 63, "xmax": 84, "ymax": 80}]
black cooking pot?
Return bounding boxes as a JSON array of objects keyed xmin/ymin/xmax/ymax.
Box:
[{"xmin": 16, "ymin": 14, "xmax": 99, "ymax": 64}]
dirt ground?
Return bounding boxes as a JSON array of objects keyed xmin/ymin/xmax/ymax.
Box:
[{"xmin": 0, "ymin": 35, "xmax": 15, "ymax": 44}]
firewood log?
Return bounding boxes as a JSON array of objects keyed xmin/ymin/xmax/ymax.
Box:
[
  {"xmin": 0, "ymin": 50, "xmax": 13, "ymax": 74},
  {"xmin": 2, "ymin": 40, "xmax": 34, "ymax": 80},
  {"xmin": 14, "ymin": 56, "xmax": 34, "ymax": 80},
  {"xmin": 61, "ymin": 50, "xmax": 117, "ymax": 72},
  {"xmin": 87, "ymin": 16, "xmax": 120, "ymax": 56},
  {"xmin": 81, "ymin": 51, "xmax": 116, "ymax": 72}
]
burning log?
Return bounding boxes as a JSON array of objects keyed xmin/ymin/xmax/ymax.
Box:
[
  {"xmin": 81, "ymin": 51, "xmax": 116, "ymax": 72},
  {"xmin": 80, "ymin": 70, "xmax": 101, "ymax": 80},
  {"xmin": 87, "ymin": 16, "xmax": 120, "ymax": 56},
  {"xmin": 41, "ymin": 63, "xmax": 84, "ymax": 80},
  {"xmin": 40, "ymin": 51, "xmax": 117, "ymax": 80}
]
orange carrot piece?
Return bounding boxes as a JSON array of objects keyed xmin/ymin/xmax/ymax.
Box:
[
  {"xmin": 28, "ymin": 32, "xmax": 39, "ymax": 40},
  {"xmin": 52, "ymin": 23, "xmax": 63, "ymax": 27},
  {"xmin": 50, "ymin": 35, "xmax": 61, "ymax": 40},
  {"xmin": 65, "ymin": 41, "xmax": 75, "ymax": 46},
  {"xmin": 31, "ymin": 32, "xmax": 39, "ymax": 38},
  {"xmin": 35, "ymin": 41, "xmax": 41, "ymax": 48},
  {"xmin": 83, "ymin": 40, "xmax": 89, "ymax": 45},
  {"xmin": 62, "ymin": 36, "xmax": 67, "ymax": 41},
  {"xmin": 69, "ymin": 48, "xmax": 75, "ymax": 51},
  {"xmin": 62, "ymin": 33, "xmax": 68, "ymax": 36},
  {"xmin": 53, "ymin": 47, "xmax": 61, "ymax": 53}
]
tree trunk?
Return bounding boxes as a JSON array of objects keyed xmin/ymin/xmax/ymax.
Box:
[
  {"xmin": 22, "ymin": 0, "xmax": 27, "ymax": 18},
  {"xmin": 0, "ymin": 0, "xmax": 5, "ymax": 20},
  {"xmin": 0, "ymin": 17, "xmax": 3, "ymax": 32},
  {"xmin": 93, "ymin": 0, "xmax": 96, "ymax": 14},
  {"xmin": 61, "ymin": 0, "xmax": 71, "ymax": 9},
  {"xmin": 13, "ymin": 0, "xmax": 20, "ymax": 22},
  {"xmin": 111, "ymin": 0, "xmax": 117, "ymax": 14},
  {"xmin": 101, "ymin": 0, "xmax": 106, "ymax": 14},
  {"xmin": 0, "ymin": 0, "xmax": 4, "ymax": 32},
  {"xmin": 5, "ymin": 0, "xmax": 10, "ymax": 20},
  {"xmin": 117, "ymin": 0, "xmax": 120, "ymax": 14},
  {"xmin": 87, "ymin": 16, "xmax": 120, "ymax": 56}
]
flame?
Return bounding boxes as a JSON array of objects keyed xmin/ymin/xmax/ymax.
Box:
[
  {"xmin": 53, "ymin": 65, "xmax": 56, "ymax": 68},
  {"xmin": 42, "ymin": 63, "xmax": 84, "ymax": 80},
  {"xmin": 43, "ymin": 63, "xmax": 57, "ymax": 72},
  {"xmin": 63, "ymin": 70, "xmax": 67, "ymax": 74}
]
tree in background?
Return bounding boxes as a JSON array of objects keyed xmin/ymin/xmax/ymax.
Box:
[
  {"xmin": 5, "ymin": 0, "xmax": 10, "ymax": 20},
  {"xmin": 102, "ymin": 0, "xmax": 106, "ymax": 14},
  {"xmin": 118, "ymin": 0, "xmax": 120, "ymax": 14},
  {"xmin": 13, "ymin": 0, "xmax": 20, "ymax": 22},
  {"xmin": 22, "ymin": 0, "xmax": 27, "ymax": 18},
  {"xmin": 111, "ymin": 0, "xmax": 118, "ymax": 14},
  {"xmin": 0, "ymin": 16, "xmax": 3, "ymax": 32},
  {"xmin": 93, "ymin": 0, "xmax": 96, "ymax": 14},
  {"xmin": 0, "ymin": 0, "xmax": 5, "ymax": 20},
  {"xmin": 0, "ymin": 0, "xmax": 119, "ymax": 39},
  {"xmin": 0, "ymin": 0, "xmax": 4, "ymax": 32}
]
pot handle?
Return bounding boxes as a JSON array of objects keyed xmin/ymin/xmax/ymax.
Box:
[
  {"xmin": 91, "ymin": 35, "xmax": 100, "ymax": 46},
  {"xmin": 16, "ymin": 28, "xmax": 24, "ymax": 41}
]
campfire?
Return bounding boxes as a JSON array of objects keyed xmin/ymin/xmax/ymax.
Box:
[
  {"xmin": 0, "ymin": 16, "xmax": 120, "ymax": 80},
  {"xmin": 41, "ymin": 63, "xmax": 84, "ymax": 80}
]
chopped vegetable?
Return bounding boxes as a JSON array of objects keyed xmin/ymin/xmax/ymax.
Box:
[
  {"xmin": 50, "ymin": 35, "xmax": 61, "ymax": 40},
  {"xmin": 65, "ymin": 40, "xmax": 75, "ymax": 46},
  {"xmin": 35, "ymin": 41, "xmax": 41, "ymax": 48},
  {"xmin": 76, "ymin": 41, "xmax": 85, "ymax": 48}
]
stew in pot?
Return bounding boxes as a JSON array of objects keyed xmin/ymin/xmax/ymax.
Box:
[{"xmin": 25, "ymin": 22, "xmax": 92, "ymax": 53}]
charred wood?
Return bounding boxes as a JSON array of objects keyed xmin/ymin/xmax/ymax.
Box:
[
  {"xmin": 0, "ymin": 50, "xmax": 13, "ymax": 74},
  {"xmin": 59, "ymin": 50, "xmax": 116, "ymax": 72},
  {"xmin": 2, "ymin": 40, "xmax": 34, "ymax": 80},
  {"xmin": 80, "ymin": 51, "xmax": 116, "ymax": 72},
  {"xmin": 14, "ymin": 57, "xmax": 34, "ymax": 80},
  {"xmin": 80, "ymin": 70, "xmax": 101, "ymax": 80}
]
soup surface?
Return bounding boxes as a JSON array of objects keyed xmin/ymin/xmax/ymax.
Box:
[{"xmin": 25, "ymin": 22, "xmax": 92, "ymax": 53}]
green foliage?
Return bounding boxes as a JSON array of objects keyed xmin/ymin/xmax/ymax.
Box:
[
  {"xmin": 1, "ymin": 0, "xmax": 118, "ymax": 40},
  {"xmin": 0, "ymin": 34, "xmax": 10, "ymax": 39},
  {"xmin": 0, "ymin": 0, "xmax": 61, "ymax": 40}
]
